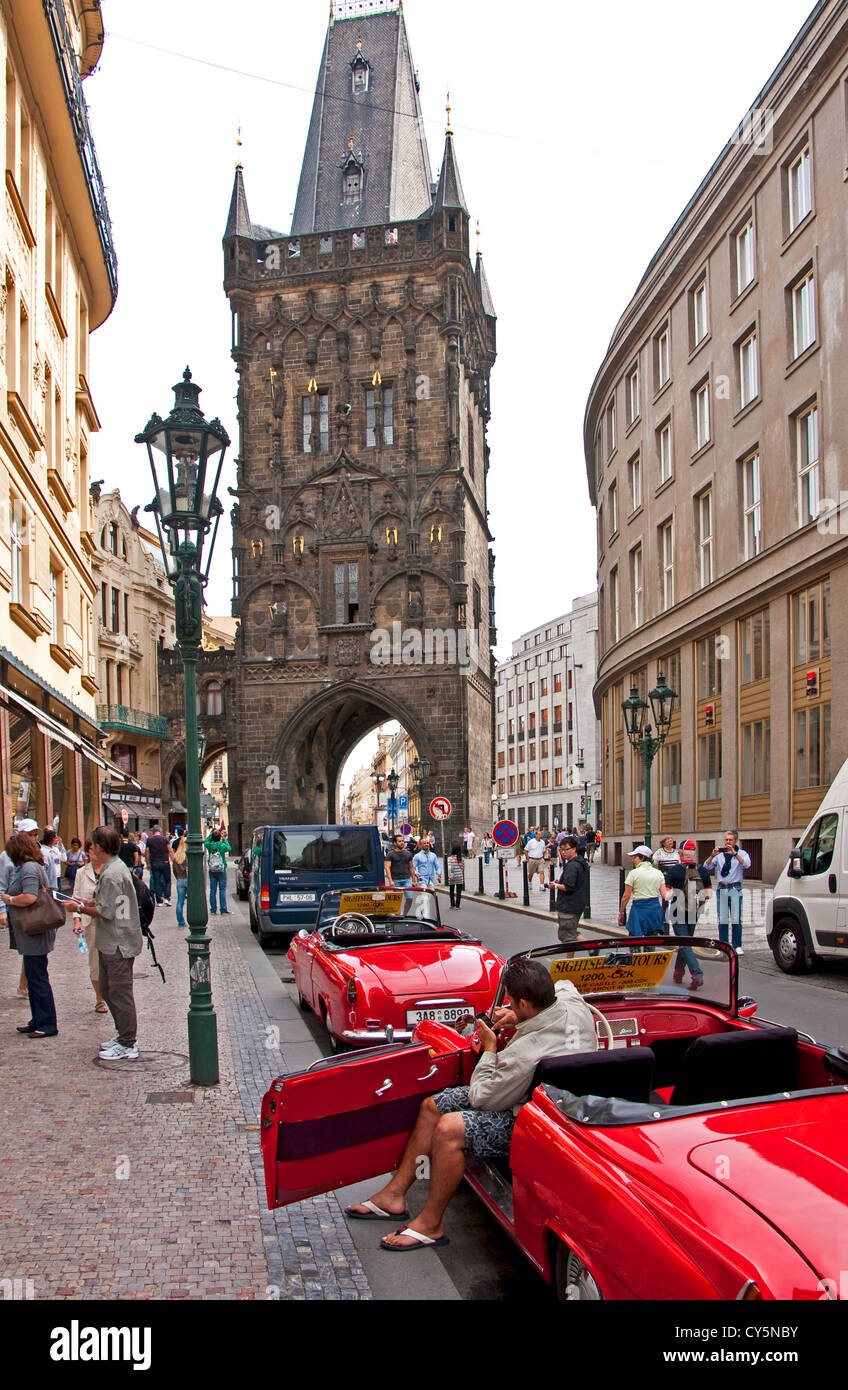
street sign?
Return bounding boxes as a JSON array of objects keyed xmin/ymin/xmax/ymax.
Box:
[
  {"xmin": 120, "ymin": 807, "xmax": 128, "ymax": 827},
  {"xmin": 399, "ymin": 794, "xmax": 409, "ymax": 811},
  {"xmin": 430, "ymin": 797, "xmax": 452, "ymax": 821},
  {"xmin": 497, "ymin": 846, "xmax": 514, "ymax": 860},
  {"xmin": 493, "ymin": 819, "xmax": 519, "ymax": 848},
  {"xmin": 401, "ymin": 822, "xmax": 413, "ymax": 837}
]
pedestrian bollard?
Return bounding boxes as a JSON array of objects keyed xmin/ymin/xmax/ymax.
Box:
[
  {"xmin": 498, "ymin": 857, "xmax": 505, "ymax": 900},
  {"xmin": 443, "ymin": 856, "xmax": 449, "ymax": 891},
  {"xmin": 522, "ymin": 860, "xmax": 530, "ymax": 907},
  {"xmin": 476, "ymin": 857, "xmax": 485, "ymax": 896},
  {"xmin": 583, "ymin": 861, "xmax": 592, "ymax": 921},
  {"xmin": 549, "ymin": 882, "xmax": 557, "ymax": 914}
]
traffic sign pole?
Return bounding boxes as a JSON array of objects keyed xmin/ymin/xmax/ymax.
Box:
[{"xmin": 498, "ymin": 857, "xmax": 505, "ymax": 900}]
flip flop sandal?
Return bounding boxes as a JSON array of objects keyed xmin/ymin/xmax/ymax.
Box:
[
  {"xmin": 94, "ymin": 1003, "xmax": 108, "ymax": 1013},
  {"xmin": 380, "ymin": 1227, "xmax": 450, "ymax": 1252},
  {"xmin": 345, "ymin": 1200, "xmax": 411, "ymax": 1222}
]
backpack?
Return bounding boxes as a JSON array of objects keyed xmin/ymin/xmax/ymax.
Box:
[{"xmin": 132, "ymin": 874, "xmax": 155, "ymax": 933}]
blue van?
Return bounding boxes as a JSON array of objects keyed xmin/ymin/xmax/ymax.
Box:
[{"xmin": 248, "ymin": 824, "xmax": 385, "ymax": 946}]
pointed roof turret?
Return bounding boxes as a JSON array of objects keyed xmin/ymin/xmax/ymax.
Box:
[
  {"xmin": 432, "ymin": 123, "xmax": 469, "ymax": 216},
  {"xmin": 292, "ymin": 2, "xmax": 433, "ymax": 235},
  {"xmin": 225, "ymin": 164, "xmax": 253, "ymax": 238}
]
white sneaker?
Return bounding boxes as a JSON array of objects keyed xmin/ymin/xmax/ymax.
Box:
[
  {"xmin": 99, "ymin": 1041, "xmax": 139, "ymax": 1060},
  {"xmin": 736, "ymin": 947, "xmax": 745, "ymax": 957}
]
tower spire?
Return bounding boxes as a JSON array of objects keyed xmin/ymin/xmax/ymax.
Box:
[{"xmin": 432, "ymin": 121, "xmax": 469, "ymax": 216}]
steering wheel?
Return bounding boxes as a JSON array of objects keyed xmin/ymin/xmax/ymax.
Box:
[{"xmin": 330, "ymin": 913, "xmax": 377, "ymax": 941}]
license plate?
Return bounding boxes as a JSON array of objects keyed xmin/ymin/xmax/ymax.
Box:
[
  {"xmin": 278, "ymin": 893, "xmax": 317, "ymax": 903},
  {"xmin": 405, "ymin": 1005, "xmax": 470, "ymax": 1026}
]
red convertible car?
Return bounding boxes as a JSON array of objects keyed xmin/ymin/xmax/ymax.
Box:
[
  {"xmin": 263, "ymin": 937, "xmax": 848, "ymax": 1299},
  {"xmin": 288, "ymin": 889, "xmax": 503, "ymax": 1050}
]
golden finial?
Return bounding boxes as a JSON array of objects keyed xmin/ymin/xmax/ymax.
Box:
[
  {"xmin": 446, "ymin": 90, "xmax": 452, "ymax": 135},
  {"xmin": 476, "ymin": 220, "xmax": 481, "ymax": 257},
  {"xmin": 357, "ymin": 34, "xmax": 362, "ymax": 49},
  {"xmin": 236, "ymin": 122, "xmax": 243, "ymax": 169},
  {"xmin": 349, "ymin": 135, "xmax": 355, "ymax": 152}
]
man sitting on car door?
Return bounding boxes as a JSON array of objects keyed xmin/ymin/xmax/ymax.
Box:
[{"xmin": 345, "ymin": 957, "xmax": 597, "ymax": 1251}]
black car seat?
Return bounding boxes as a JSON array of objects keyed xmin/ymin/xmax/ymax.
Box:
[
  {"xmin": 670, "ymin": 1026, "xmax": 798, "ymax": 1106},
  {"xmin": 531, "ymin": 1046, "xmax": 656, "ymax": 1103}
]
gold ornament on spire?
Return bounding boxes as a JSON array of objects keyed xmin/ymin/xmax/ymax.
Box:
[
  {"xmin": 446, "ymin": 90, "xmax": 452, "ymax": 135},
  {"xmin": 236, "ymin": 123, "xmax": 243, "ymax": 169}
]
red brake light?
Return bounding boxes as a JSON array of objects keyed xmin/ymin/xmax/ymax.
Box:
[
  {"xmin": 346, "ymin": 979, "xmax": 358, "ymax": 1004},
  {"xmin": 260, "ymin": 885, "xmax": 270, "ymax": 909}
]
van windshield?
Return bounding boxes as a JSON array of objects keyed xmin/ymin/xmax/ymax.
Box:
[{"xmin": 273, "ymin": 829, "xmax": 375, "ymax": 875}]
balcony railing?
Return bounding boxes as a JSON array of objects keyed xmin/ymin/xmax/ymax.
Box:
[
  {"xmin": 97, "ymin": 706, "xmax": 168, "ymax": 739},
  {"xmin": 43, "ymin": 0, "xmax": 118, "ymax": 306}
]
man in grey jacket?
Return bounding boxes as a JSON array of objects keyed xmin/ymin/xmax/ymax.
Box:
[
  {"xmin": 345, "ymin": 957, "xmax": 597, "ymax": 1251},
  {"xmin": 79, "ymin": 825, "xmax": 143, "ymax": 1061}
]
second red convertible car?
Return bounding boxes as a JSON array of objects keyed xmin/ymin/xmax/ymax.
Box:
[
  {"xmin": 288, "ymin": 888, "xmax": 503, "ymax": 1049},
  {"xmin": 264, "ymin": 937, "xmax": 848, "ymax": 1299}
]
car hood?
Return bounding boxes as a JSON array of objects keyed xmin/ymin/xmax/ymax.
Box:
[
  {"xmin": 347, "ymin": 943, "xmax": 497, "ymax": 998},
  {"xmin": 689, "ymin": 1116, "xmax": 848, "ymax": 1281}
]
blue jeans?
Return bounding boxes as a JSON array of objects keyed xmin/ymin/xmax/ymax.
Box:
[
  {"xmin": 717, "ymin": 884, "xmax": 743, "ymax": 949},
  {"xmin": 150, "ymin": 864, "xmax": 171, "ymax": 903},
  {"xmin": 627, "ymin": 898, "xmax": 664, "ymax": 938},
  {"xmin": 175, "ymin": 877, "xmax": 188, "ymax": 926},
  {"xmin": 209, "ymin": 870, "xmax": 228, "ymax": 914},
  {"xmin": 24, "ymin": 954, "xmax": 57, "ymax": 1033},
  {"xmin": 393, "ymin": 877, "xmax": 412, "ymax": 889}
]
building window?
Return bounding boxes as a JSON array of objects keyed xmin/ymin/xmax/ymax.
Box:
[
  {"xmin": 111, "ymin": 744, "xmax": 137, "ymax": 777},
  {"xmin": 365, "ymin": 387, "xmax": 394, "ymax": 448},
  {"xmin": 691, "ymin": 277, "xmax": 708, "ymax": 347},
  {"xmin": 343, "ymin": 164, "xmax": 363, "ymax": 205},
  {"xmin": 791, "ymin": 269, "xmax": 816, "ymax": 358},
  {"xmin": 630, "ymin": 545, "xmax": 643, "ymax": 626},
  {"xmin": 697, "ymin": 634, "xmax": 723, "ymax": 699},
  {"xmin": 554, "ymin": 673, "xmax": 562, "ymax": 694},
  {"xmin": 351, "ymin": 57, "xmax": 369, "ymax": 94},
  {"xmin": 655, "ymin": 323, "xmax": 670, "ymax": 391},
  {"xmin": 796, "ymin": 402, "xmax": 819, "ymax": 527},
  {"xmin": 205, "ymin": 682, "xmax": 224, "ymax": 716},
  {"xmin": 741, "ymin": 609, "xmax": 770, "ymax": 684},
  {"xmin": 608, "ymin": 481, "xmax": 618, "ymax": 538},
  {"xmin": 742, "ymin": 719, "xmax": 771, "ymax": 795},
  {"xmin": 657, "ymin": 419, "xmax": 672, "ymax": 484},
  {"xmin": 540, "ymin": 678, "xmax": 548, "ymax": 697},
  {"xmin": 795, "ymin": 706, "xmax": 830, "ymax": 790},
  {"xmin": 334, "ymin": 562, "xmax": 361, "ymax": 625},
  {"xmin": 10, "ymin": 499, "xmax": 23, "ymax": 605},
  {"xmin": 662, "ymin": 742, "xmax": 681, "ymax": 805},
  {"xmin": 606, "ymin": 398, "xmax": 616, "ymax": 458},
  {"xmin": 698, "ymin": 732, "xmax": 722, "ymax": 801},
  {"xmin": 738, "ymin": 329, "xmax": 759, "ymax": 408},
  {"xmin": 628, "ymin": 452, "xmax": 641, "ymax": 513},
  {"xmin": 509, "ymin": 777, "xmax": 516, "ymax": 795},
  {"xmin": 519, "ymin": 774, "xmax": 526, "ymax": 793},
  {"xmin": 110, "ymin": 588, "xmax": 120, "ymax": 633},
  {"xmin": 793, "ymin": 578, "xmax": 830, "ymax": 666},
  {"xmin": 518, "ymin": 686, "xmax": 525, "ymax": 705},
  {"xmin": 735, "ymin": 216, "xmax": 756, "ymax": 294},
  {"xmin": 788, "ymin": 144, "xmax": 812, "ymax": 232},
  {"xmin": 742, "ymin": 451, "xmax": 762, "ymax": 558},
  {"xmin": 697, "ymin": 489, "xmax": 713, "ymax": 587},
  {"xmin": 610, "ymin": 566, "xmax": 620, "ymax": 643},
  {"xmin": 302, "ymin": 391, "xmax": 329, "ymax": 453},
  {"xmin": 508, "ymin": 689, "xmax": 514, "ymax": 708},
  {"xmin": 694, "ymin": 380, "xmax": 711, "ymax": 451},
  {"xmin": 49, "ymin": 567, "xmax": 59, "ymax": 644},
  {"xmin": 627, "ymin": 364, "xmax": 640, "ymax": 426}
]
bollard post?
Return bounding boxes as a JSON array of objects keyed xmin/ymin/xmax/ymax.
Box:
[
  {"xmin": 583, "ymin": 856, "xmax": 592, "ymax": 922},
  {"xmin": 549, "ymin": 882, "xmax": 557, "ymax": 914},
  {"xmin": 498, "ymin": 856, "xmax": 505, "ymax": 901},
  {"xmin": 477, "ymin": 857, "xmax": 485, "ymax": 896},
  {"xmin": 522, "ymin": 860, "xmax": 530, "ymax": 907}
]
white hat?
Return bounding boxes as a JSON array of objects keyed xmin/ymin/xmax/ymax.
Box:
[
  {"xmin": 628, "ymin": 845, "xmax": 653, "ymax": 859},
  {"xmin": 15, "ymin": 818, "xmax": 39, "ymax": 833}
]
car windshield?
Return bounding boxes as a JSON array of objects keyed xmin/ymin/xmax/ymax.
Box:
[
  {"xmin": 501, "ymin": 938, "xmax": 735, "ymax": 1013},
  {"xmin": 273, "ymin": 829, "xmax": 375, "ymax": 874},
  {"xmin": 316, "ymin": 888, "xmax": 441, "ymax": 928}
]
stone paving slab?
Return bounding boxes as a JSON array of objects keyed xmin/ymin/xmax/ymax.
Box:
[{"xmin": 0, "ymin": 883, "xmax": 371, "ymax": 1301}]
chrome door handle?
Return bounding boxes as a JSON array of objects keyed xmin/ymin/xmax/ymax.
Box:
[
  {"xmin": 375, "ymin": 1079, "xmax": 393, "ymax": 1096},
  {"xmin": 417, "ymin": 1065, "xmax": 438, "ymax": 1081}
]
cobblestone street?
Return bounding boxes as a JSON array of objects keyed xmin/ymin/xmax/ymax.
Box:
[{"xmin": 0, "ymin": 895, "xmax": 370, "ymax": 1301}]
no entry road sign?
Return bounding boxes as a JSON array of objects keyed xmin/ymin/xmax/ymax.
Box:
[
  {"xmin": 430, "ymin": 797, "xmax": 452, "ymax": 821},
  {"xmin": 493, "ymin": 819, "xmax": 519, "ymax": 848}
]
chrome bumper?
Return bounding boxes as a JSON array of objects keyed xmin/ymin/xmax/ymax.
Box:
[{"xmin": 341, "ymin": 1028, "xmax": 414, "ymax": 1044}]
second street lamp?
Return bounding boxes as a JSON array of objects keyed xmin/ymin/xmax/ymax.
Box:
[
  {"xmin": 136, "ymin": 368, "xmax": 230, "ymax": 1087},
  {"xmin": 386, "ymin": 768, "xmax": 399, "ymax": 837},
  {"xmin": 621, "ymin": 673, "xmax": 678, "ymax": 848}
]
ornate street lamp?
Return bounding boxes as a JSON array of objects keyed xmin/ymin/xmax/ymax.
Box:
[
  {"xmin": 136, "ymin": 369, "xmax": 230, "ymax": 1086},
  {"xmin": 410, "ymin": 756, "xmax": 430, "ymax": 834},
  {"xmin": 621, "ymin": 673, "xmax": 678, "ymax": 848},
  {"xmin": 386, "ymin": 768, "xmax": 399, "ymax": 837},
  {"xmin": 371, "ymin": 771, "xmax": 384, "ymax": 829}
]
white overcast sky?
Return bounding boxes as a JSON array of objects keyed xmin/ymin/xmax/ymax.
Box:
[{"xmin": 90, "ymin": 0, "xmax": 814, "ymax": 666}]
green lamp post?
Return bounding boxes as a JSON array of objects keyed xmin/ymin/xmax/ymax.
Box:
[
  {"xmin": 136, "ymin": 369, "xmax": 230, "ymax": 1086},
  {"xmin": 410, "ymin": 755, "xmax": 431, "ymax": 836},
  {"xmin": 621, "ymin": 672, "xmax": 678, "ymax": 849},
  {"xmin": 386, "ymin": 768, "xmax": 399, "ymax": 837}
]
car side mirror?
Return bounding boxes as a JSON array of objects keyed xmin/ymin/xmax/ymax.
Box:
[
  {"xmin": 787, "ymin": 849, "xmax": 803, "ymax": 879},
  {"xmin": 738, "ymin": 996, "xmax": 758, "ymax": 1019}
]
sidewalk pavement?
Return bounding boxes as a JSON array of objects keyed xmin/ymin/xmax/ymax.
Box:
[
  {"xmin": 0, "ymin": 884, "xmax": 371, "ymax": 1301},
  {"xmin": 454, "ymin": 855, "xmax": 772, "ymax": 947}
]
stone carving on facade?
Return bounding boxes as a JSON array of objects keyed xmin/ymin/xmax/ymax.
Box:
[{"xmin": 335, "ymin": 637, "xmax": 360, "ymax": 667}]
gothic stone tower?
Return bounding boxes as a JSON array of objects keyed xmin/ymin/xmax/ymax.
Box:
[{"xmin": 223, "ymin": 0, "xmax": 496, "ymax": 833}]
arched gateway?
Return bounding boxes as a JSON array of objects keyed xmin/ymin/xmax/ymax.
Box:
[{"xmin": 171, "ymin": 3, "xmax": 497, "ymax": 842}]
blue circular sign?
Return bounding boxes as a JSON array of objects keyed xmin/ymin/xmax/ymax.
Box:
[
  {"xmin": 401, "ymin": 823, "xmax": 413, "ymax": 837},
  {"xmin": 493, "ymin": 819, "xmax": 519, "ymax": 847}
]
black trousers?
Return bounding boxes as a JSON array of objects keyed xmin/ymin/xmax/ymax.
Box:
[
  {"xmin": 449, "ymin": 885, "xmax": 463, "ymax": 908},
  {"xmin": 24, "ymin": 954, "xmax": 58, "ymax": 1033}
]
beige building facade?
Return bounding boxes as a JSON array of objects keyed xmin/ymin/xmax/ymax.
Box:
[
  {"xmin": 586, "ymin": 0, "xmax": 848, "ymax": 882},
  {"xmin": 0, "ymin": 0, "xmax": 117, "ymax": 838}
]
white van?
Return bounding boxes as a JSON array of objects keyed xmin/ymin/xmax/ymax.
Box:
[{"xmin": 767, "ymin": 755, "xmax": 848, "ymax": 973}]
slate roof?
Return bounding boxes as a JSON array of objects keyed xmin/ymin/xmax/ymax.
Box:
[
  {"xmin": 432, "ymin": 131, "xmax": 469, "ymax": 215},
  {"xmin": 291, "ymin": 8, "xmax": 433, "ymax": 234},
  {"xmin": 476, "ymin": 252, "xmax": 496, "ymax": 319},
  {"xmin": 225, "ymin": 165, "xmax": 283, "ymax": 242}
]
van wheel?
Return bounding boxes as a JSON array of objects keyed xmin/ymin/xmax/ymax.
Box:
[
  {"xmin": 772, "ymin": 919, "xmax": 812, "ymax": 974},
  {"xmin": 555, "ymin": 1243, "xmax": 603, "ymax": 1301},
  {"xmin": 258, "ymin": 927, "xmax": 273, "ymax": 950}
]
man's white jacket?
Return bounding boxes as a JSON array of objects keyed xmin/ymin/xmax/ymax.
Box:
[{"xmin": 468, "ymin": 980, "xmax": 598, "ymax": 1114}]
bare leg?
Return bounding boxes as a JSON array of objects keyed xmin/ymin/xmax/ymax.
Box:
[
  {"xmin": 347, "ymin": 1096, "xmax": 442, "ymax": 1217},
  {"xmin": 381, "ymin": 1113, "xmax": 466, "ymax": 1247}
]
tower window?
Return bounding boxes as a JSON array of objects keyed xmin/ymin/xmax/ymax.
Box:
[
  {"xmin": 334, "ymin": 562, "xmax": 360, "ymax": 625},
  {"xmin": 351, "ymin": 57, "xmax": 369, "ymax": 94}
]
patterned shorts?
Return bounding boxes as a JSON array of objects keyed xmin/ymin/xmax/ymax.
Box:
[{"xmin": 433, "ymin": 1086, "xmax": 515, "ymax": 1159}]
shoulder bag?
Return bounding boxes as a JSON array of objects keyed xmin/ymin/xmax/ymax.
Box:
[{"xmin": 15, "ymin": 865, "xmax": 65, "ymax": 936}]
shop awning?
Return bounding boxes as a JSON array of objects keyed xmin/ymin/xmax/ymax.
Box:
[
  {"xmin": 0, "ymin": 684, "xmax": 141, "ymax": 787},
  {"xmin": 103, "ymin": 799, "xmax": 161, "ymax": 819}
]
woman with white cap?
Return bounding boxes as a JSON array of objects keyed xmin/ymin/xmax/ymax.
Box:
[{"xmin": 618, "ymin": 846, "xmax": 666, "ymax": 938}]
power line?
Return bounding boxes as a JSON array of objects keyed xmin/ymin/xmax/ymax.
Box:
[{"xmin": 105, "ymin": 30, "xmax": 688, "ymax": 170}]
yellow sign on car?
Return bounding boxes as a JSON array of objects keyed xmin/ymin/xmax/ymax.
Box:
[
  {"xmin": 338, "ymin": 891, "xmax": 405, "ymax": 917},
  {"xmin": 550, "ymin": 950, "xmax": 675, "ymax": 994}
]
